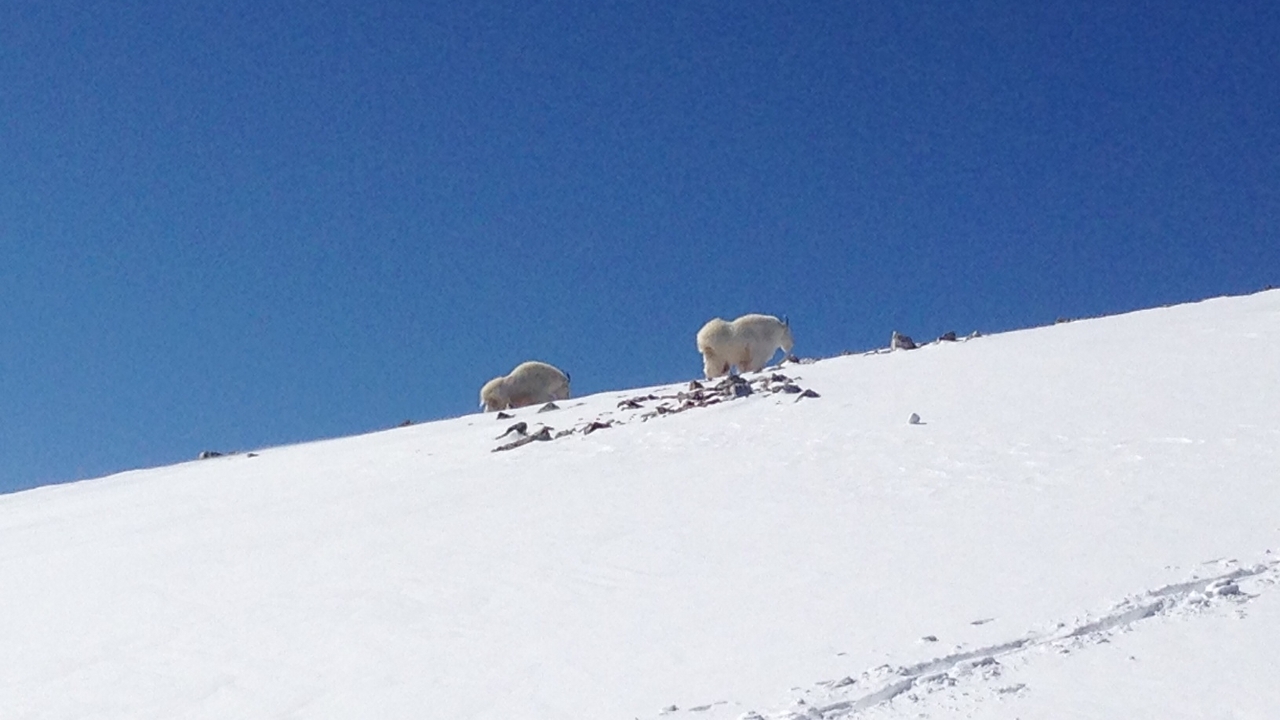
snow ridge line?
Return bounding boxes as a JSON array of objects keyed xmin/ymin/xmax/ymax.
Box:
[{"xmin": 749, "ymin": 560, "xmax": 1279, "ymax": 720}]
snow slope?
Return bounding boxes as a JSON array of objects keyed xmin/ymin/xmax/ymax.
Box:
[{"xmin": 2, "ymin": 291, "xmax": 1278, "ymax": 720}]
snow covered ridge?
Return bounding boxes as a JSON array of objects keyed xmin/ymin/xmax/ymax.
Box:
[{"xmin": 1, "ymin": 290, "xmax": 1279, "ymax": 720}]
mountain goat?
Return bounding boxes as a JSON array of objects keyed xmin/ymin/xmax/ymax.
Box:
[
  {"xmin": 480, "ymin": 361, "xmax": 571, "ymax": 412},
  {"xmin": 696, "ymin": 314, "xmax": 794, "ymax": 379}
]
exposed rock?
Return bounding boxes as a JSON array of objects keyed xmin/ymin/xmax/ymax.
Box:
[
  {"xmin": 582, "ymin": 420, "xmax": 613, "ymax": 435},
  {"xmin": 495, "ymin": 369, "xmax": 821, "ymax": 451},
  {"xmin": 496, "ymin": 422, "xmax": 527, "ymax": 439},
  {"xmin": 492, "ymin": 425, "xmax": 553, "ymax": 452}
]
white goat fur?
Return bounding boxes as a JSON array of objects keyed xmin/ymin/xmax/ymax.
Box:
[
  {"xmin": 480, "ymin": 361, "xmax": 571, "ymax": 411},
  {"xmin": 696, "ymin": 314, "xmax": 794, "ymax": 378}
]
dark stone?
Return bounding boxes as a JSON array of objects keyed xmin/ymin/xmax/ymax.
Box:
[
  {"xmin": 496, "ymin": 421, "xmax": 527, "ymax": 439},
  {"xmin": 493, "ymin": 436, "xmax": 533, "ymax": 452},
  {"xmin": 492, "ymin": 425, "xmax": 554, "ymax": 452},
  {"xmin": 583, "ymin": 420, "xmax": 613, "ymax": 435}
]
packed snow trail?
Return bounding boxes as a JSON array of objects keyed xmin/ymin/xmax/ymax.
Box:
[{"xmin": 654, "ymin": 558, "xmax": 1278, "ymax": 719}]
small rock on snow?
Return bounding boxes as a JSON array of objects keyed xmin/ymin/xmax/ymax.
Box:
[{"xmin": 497, "ymin": 422, "xmax": 527, "ymax": 439}]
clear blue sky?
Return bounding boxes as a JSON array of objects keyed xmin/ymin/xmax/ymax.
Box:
[{"xmin": 2, "ymin": 0, "xmax": 1277, "ymax": 493}]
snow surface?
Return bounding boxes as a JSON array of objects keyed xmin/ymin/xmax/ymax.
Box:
[{"xmin": 2, "ymin": 291, "xmax": 1278, "ymax": 720}]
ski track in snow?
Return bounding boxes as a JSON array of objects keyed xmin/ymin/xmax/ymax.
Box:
[{"xmin": 655, "ymin": 558, "xmax": 1280, "ymax": 720}]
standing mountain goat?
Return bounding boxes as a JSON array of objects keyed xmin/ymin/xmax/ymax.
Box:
[
  {"xmin": 696, "ymin": 314, "xmax": 794, "ymax": 379},
  {"xmin": 480, "ymin": 361, "xmax": 571, "ymax": 412}
]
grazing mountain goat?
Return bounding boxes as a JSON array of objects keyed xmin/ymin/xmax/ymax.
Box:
[
  {"xmin": 696, "ymin": 314, "xmax": 794, "ymax": 379},
  {"xmin": 480, "ymin": 361, "xmax": 571, "ymax": 412}
]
